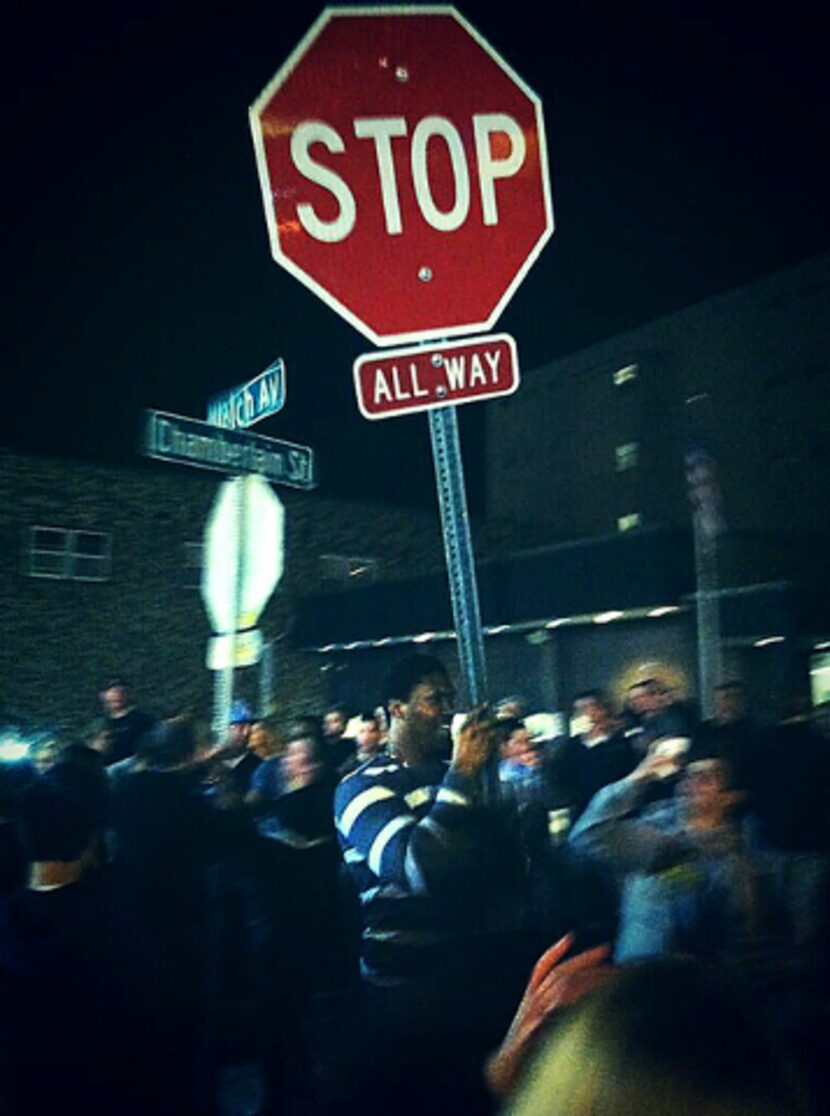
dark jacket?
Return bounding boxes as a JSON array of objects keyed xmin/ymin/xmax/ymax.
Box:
[
  {"xmin": 551, "ymin": 730, "xmax": 638, "ymax": 818},
  {"xmin": 0, "ymin": 875, "xmax": 150, "ymax": 1115}
]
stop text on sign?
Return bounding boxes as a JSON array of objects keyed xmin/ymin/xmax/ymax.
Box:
[
  {"xmin": 250, "ymin": 8, "xmax": 553, "ymax": 346},
  {"xmin": 353, "ymin": 334, "xmax": 519, "ymax": 420},
  {"xmin": 293, "ymin": 113, "xmax": 525, "ymax": 242}
]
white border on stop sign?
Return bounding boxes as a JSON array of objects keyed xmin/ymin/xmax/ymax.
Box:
[{"xmin": 249, "ymin": 6, "xmax": 554, "ymax": 348}]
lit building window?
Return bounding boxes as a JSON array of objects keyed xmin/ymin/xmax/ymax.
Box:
[
  {"xmin": 320, "ymin": 554, "xmax": 380, "ymax": 586},
  {"xmin": 613, "ymin": 363, "xmax": 639, "ymax": 386},
  {"xmin": 617, "ymin": 513, "xmax": 642, "ymax": 532},
  {"xmin": 27, "ymin": 527, "xmax": 111, "ymax": 581},
  {"xmin": 615, "ymin": 442, "xmax": 639, "ymax": 471}
]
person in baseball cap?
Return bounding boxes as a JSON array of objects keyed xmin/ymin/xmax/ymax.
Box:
[{"xmin": 208, "ymin": 700, "xmax": 260, "ymax": 804}]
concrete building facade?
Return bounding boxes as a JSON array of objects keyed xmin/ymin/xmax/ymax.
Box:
[
  {"xmin": 486, "ymin": 251, "xmax": 830, "ymax": 544},
  {"xmin": 298, "ymin": 255, "xmax": 830, "ymax": 721}
]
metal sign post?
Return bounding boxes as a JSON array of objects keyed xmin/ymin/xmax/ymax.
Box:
[
  {"xmin": 684, "ymin": 394, "xmax": 727, "ymax": 720},
  {"xmin": 693, "ymin": 522, "xmax": 723, "ymax": 721},
  {"xmin": 428, "ymin": 404, "xmax": 487, "ymax": 708},
  {"xmin": 259, "ymin": 639, "xmax": 275, "ymax": 718},
  {"xmin": 210, "ymin": 476, "xmax": 248, "ymax": 743},
  {"xmin": 428, "ymin": 403, "xmax": 502, "ymax": 802}
]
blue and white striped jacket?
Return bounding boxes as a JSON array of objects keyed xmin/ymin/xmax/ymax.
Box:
[{"xmin": 334, "ymin": 751, "xmax": 486, "ymax": 985}]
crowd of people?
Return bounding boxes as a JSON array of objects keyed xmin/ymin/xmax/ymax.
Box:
[{"xmin": 0, "ymin": 665, "xmax": 828, "ymax": 1114}]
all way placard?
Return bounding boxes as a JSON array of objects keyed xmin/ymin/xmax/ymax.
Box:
[{"xmin": 353, "ymin": 334, "xmax": 519, "ymax": 421}]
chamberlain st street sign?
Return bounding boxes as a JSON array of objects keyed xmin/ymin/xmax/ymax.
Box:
[{"xmin": 143, "ymin": 409, "xmax": 315, "ymax": 490}]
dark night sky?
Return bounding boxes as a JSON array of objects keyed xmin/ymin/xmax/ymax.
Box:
[{"xmin": 3, "ymin": 1, "xmax": 828, "ymax": 513}]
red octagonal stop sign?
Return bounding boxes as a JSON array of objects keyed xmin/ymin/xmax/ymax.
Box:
[{"xmin": 250, "ymin": 6, "xmax": 554, "ymax": 347}]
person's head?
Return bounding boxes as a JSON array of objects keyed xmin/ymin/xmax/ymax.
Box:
[
  {"xmin": 19, "ymin": 762, "xmax": 110, "ymax": 866},
  {"xmin": 714, "ymin": 681, "xmax": 748, "ymax": 725},
  {"xmin": 323, "ymin": 706, "xmax": 348, "ymax": 741},
  {"xmin": 677, "ymin": 757, "xmax": 743, "ymax": 828},
  {"xmin": 383, "ymin": 654, "xmax": 455, "ymax": 763},
  {"xmin": 31, "ymin": 738, "xmax": 61, "ymax": 773},
  {"xmin": 248, "ymin": 720, "xmax": 280, "ymax": 760},
  {"xmin": 281, "ymin": 734, "xmax": 323, "ymax": 786},
  {"xmin": 227, "ymin": 700, "xmax": 254, "ymax": 750},
  {"xmin": 508, "ymin": 957, "xmax": 805, "ymax": 1116},
  {"xmin": 138, "ymin": 719, "xmax": 197, "ymax": 769},
  {"xmin": 498, "ymin": 718, "xmax": 538, "ymax": 767},
  {"xmin": 100, "ymin": 677, "xmax": 130, "ymax": 717},
  {"xmin": 59, "ymin": 743, "xmax": 106, "ymax": 772},
  {"xmin": 573, "ymin": 689, "xmax": 613, "ymax": 733},
  {"xmin": 356, "ymin": 713, "xmax": 383, "ymax": 758},
  {"xmin": 662, "ymin": 684, "xmax": 683, "ymax": 707},
  {"xmin": 496, "ymin": 695, "xmax": 528, "ymax": 721},
  {"xmin": 627, "ymin": 679, "xmax": 664, "ymax": 718},
  {"xmin": 285, "ymin": 715, "xmax": 324, "ymax": 742},
  {"xmin": 86, "ymin": 718, "xmax": 113, "ymax": 756}
]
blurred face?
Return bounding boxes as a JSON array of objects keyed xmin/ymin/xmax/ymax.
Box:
[
  {"xmin": 228, "ymin": 721, "xmax": 251, "ymax": 750},
  {"xmin": 323, "ymin": 711, "xmax": 346, "ymax": 740},
  {"xmin": 396, "ymin": 671, "xmax": 456, "ymax": 758},
  {"xmin": 574, "ymin": 697, "xmax": 610, "ymax": 732},
  {"xmin": 33, "ymin": 742, "xmax": 59, "ymax": 773},
  {"xmin": 679, "ymin": 759, "xmax": 737, "ymax": 823},
  {"xmin": 357, "ymin": 718, "xmax": 382, "ymax": 756},
  {"xmin": 715, "ymin": 687, "xmax": 747, "ymax": 724},
  {"xmin": 501, "ymin": 726, "xmax": 538, "ymax": 766},
  {"xmin": 89, "ymin": 729, "xmax": 112, "ymax": 755},
  {"xmin": 248, "ymin": 722, "xmax": 277, "ymax": 760},
  {"xmin": 282, "ymin": 737, "xmax": 318, "ymax": 784},
  {"xmin": 496, "ymin": 701, "xmax": 522, "ymax": 721},
  {"xmin": 102, "ymin": 685, "xmax": 128, "ymax": 716},
  {"xmin": 629, "ymin": 683, "xmax": 662, "ymax": 716}
]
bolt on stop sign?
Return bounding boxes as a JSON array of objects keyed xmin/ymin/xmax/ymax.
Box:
[{"xmin": 250, "ymin": 6, "xmax": 554, "ymax": 347}]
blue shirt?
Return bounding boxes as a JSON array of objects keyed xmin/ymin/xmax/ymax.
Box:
[{"xmin": 569, "ymin": 774, "xmax": 765, "ymax": 963}]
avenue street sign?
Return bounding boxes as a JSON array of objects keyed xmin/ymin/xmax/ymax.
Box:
[
  {"xmin": 207, "ymin": 359, "xmax": 286, "ymax": 431},
  {"xmin": 250, "ymin": 7, "xmax": 553, "ymax": 346},
  {"xmin": 353, "ymin": 334, "xmax": 519, "ymax": 420},
  {"xmin": 143, "ymin": 409, "xmax": 315, "ymax": 490}
]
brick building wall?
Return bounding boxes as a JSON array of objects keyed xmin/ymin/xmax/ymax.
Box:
[{"xmin": 0, "ymin": 449, "xmax": 455, "ymax": 734}]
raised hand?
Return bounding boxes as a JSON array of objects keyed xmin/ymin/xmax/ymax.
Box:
[
  {"xmin": 451, "ymin": 705, "xmax": 499, "ymax": 777},
  {"xmin": 485, "ymin": 934, "xmax": 613, "ymax": 1099}
]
